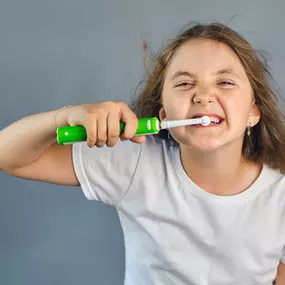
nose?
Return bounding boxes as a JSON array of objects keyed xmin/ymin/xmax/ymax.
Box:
[{"xmin": 192, "ymin": 87, "xmax": 216, "ymax": 105}]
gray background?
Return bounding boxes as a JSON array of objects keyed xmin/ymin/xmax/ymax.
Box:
[{"xmin": 0, "ymin": 0, "xmax": 284, "ymax": 284}]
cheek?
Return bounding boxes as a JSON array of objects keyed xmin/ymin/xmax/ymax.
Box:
[
  {"xmin": 162, "ymin": 91, "xmax": 191, "ymax": 119},
  {"xmin": 222, "ymin": 93, "xmax": 252, "ymax": 124}
]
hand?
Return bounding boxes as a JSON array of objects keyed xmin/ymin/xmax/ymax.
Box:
[{"xmin": 62, "ymin": 101, "xmax": 146, "ymax": 148}]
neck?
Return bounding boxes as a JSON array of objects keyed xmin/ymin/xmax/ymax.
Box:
[{"xmin": 179, "ymin": 142, "xmax": 261, "ymax": 196}]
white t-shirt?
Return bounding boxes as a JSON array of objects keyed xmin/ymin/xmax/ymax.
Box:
[{"xmin": 72, "ymin": 135, "xmax": 285, "ymax": 285}]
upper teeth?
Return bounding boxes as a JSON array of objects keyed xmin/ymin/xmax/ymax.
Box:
[{"xmin": 211, "ymin": 117, "xmax": 221, "ymax": 123}]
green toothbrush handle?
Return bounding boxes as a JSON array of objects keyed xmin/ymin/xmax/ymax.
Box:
[{"xmin": 56, "ymin": 117, "xmax": 160, "ymax": 145}]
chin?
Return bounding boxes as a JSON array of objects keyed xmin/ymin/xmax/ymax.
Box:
[
  {"xmin": 173, "ymin": 134, "xmax": 224, "ymax": 152},
  {"xmin": 193, "ymin": 142, "xmax": 223, "ymax": 152}
]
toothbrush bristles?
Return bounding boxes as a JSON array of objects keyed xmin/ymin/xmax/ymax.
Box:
[{"xmin": 201, "ymin": 116, "xmax": 211, "ymax": 126}]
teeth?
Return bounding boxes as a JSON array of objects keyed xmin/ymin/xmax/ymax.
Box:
[
  {"xmin": 210, "ymin": 116, "xmax": 221, "ymax": 124},
  {"xmin": 192, "ymin": 115, "xmax": 223, "ymax": 124}
]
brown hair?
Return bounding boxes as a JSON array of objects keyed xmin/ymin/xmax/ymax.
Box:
[{"xmin": 131, "ymin": 22, "xmax": 285, "ymax": 173}]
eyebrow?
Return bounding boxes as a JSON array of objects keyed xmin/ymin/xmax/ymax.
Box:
[
  {"xmin": 170, "ymin": 71, "xmax": 196, "ymax": 81},
  {"xmin": 216, "ymin": 68, "xmax": 240, "ymax": 79},
  {"xmin": 170, "ymin": 68, "xmax": 240, "ymax": 81}
]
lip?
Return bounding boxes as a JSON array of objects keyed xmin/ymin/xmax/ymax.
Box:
[
  {"xmin": 190, "ymin": 113, "xmax": 224, "ymax": 120},
  {"xmin": 192, "ymin": 120, "xmax": 225, "ymax": 128}
]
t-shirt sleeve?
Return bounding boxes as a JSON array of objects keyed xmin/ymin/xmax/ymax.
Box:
[
  {"xmin": 72, "ymin": 139, "xmax": 143, "ymax": 207},
  {"xmin": 281, "ymin": 247, "xmax": 285, "ymax": 264}
]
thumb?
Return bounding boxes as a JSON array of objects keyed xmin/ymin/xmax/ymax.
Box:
[{"xmin": 130, "ymin": 135, "xmax": 146, "ymax": 144}]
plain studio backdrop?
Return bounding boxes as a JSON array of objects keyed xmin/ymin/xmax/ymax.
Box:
[{"xmin": 0, "ymin": 0, "xmax": 285, "ymax": 284}]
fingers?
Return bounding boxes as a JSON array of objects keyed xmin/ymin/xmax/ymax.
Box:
[
  {"xmin": 83, "ymin": 101, "xmax": 146, "ymax": 148},
  {"xmin": 96, "ymin": 114, "xmax": 108, "ymax": 147},
  {"xmin": 130, "ymin": 135, "xmax": 146, "ymax": 144},
  {"xmin": 84, "ymin": 113, "xmax": 98, "ymax": 148},
  {"xmin": 85, "ymin": 112, "xmax": 109, "ymax": 148},
  {"xmin": 119, "ymin": 103, "xmax": 138, "ymax": 140},
  {"xmin": 106, "ymin": 112, "xmax": 120, "ymax": 147}
]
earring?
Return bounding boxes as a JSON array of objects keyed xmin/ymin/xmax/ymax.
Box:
[
  {"xmin": 247, "ymin": 122, "xmax": 252, "ymax": 136},
  {"xmin": 167, "ymin": 131, "xmax": 171, "ymax": 139}
]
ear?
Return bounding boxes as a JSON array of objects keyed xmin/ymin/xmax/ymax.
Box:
[
  {"xmin": 159, "ymin": 107, "xmax": 166, "ymax": 121},
  {"xmin": 248, "ymin": 103, "xmax": 261, "ymax": 127}
]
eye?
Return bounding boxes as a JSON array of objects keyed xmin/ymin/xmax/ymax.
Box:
[
  {"xmin": 175, "ymin": 82, "xmax": 195, "ymax": 88},
  {"xmin": 218, "ymin": 81, "xmax": 235, "ymax": 86}
]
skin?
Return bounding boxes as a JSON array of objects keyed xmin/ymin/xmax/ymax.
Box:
[{"xmin": 276, "ymin": 263, "xmax": 285, "ymax": 284}]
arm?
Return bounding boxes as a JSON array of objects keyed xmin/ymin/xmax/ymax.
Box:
[
  {"xmin": 0, "ymin": 107, "xmax": 79, "ymax": 185},
  {"xmin": 275, "ymin": 263, "xmax": 285, "ymax": 285},
  {"xmin": 0, "ymin": 101, "xmax": 142, "ymax": 186}
]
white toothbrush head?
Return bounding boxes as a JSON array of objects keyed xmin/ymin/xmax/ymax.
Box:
[
  {"xmin": 160, "ymin": 115, "xmax": 211, "ymax": 130},
  {"xmin": 200, "ymin": 116, "xmax": 211, "ymax": 126}
]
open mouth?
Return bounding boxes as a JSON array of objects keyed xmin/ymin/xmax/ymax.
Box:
[{"xmin": 192, "ymin": 115, "xmax": 224, "ymax": 125}]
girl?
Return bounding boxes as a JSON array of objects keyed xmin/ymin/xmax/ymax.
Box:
[{"xmin": 1, "ymin": 22, "xmax": 285, "ymax": 285}]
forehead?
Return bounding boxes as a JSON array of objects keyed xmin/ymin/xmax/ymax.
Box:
[{"xmin": 165, "ymin": 39, "xmax": 247, "ymax": 78}]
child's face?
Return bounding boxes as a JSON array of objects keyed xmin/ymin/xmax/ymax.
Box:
[{"xmin": 160, "ymin": 39, "xmax": 260, "ymax": 151}]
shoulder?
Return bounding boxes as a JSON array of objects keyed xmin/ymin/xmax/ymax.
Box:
[
  {"xmin": 140, "ymin": 135, "xmax": 177, "ymax": 160},
  {"xmin": 261, "ymin": 164, "xmax": 285, "ymax": 201}
]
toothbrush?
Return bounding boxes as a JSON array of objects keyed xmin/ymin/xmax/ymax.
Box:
[{"xmin": 56, "ymin": 116, "xmax": 211, "ymax": 145}]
